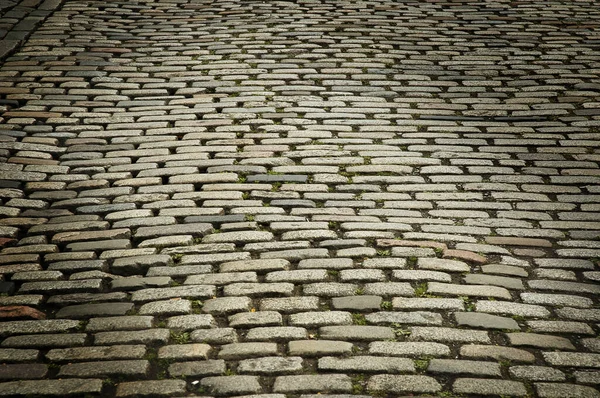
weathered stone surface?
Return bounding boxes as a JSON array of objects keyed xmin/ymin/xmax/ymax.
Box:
[
  {"xmin": 289, "ymin": 340, "xmax": 353, "ymax": 356},
  {"xmin": 453, "ymin": 378, "xmax": 528, "ymax": 397},
  {"xmin": 238, "ymin": 356, "xmax": 304, "ymax": 374},
  {"xmin": 369, "ymin": 342, "xmax": 450, "ymax": 357},
  {"xmin": 0, "ymin": 320, "xmax": 80, "ymax": 336},
  {"xmin": 331, "ymin": 295, "xmax": 382, "ymax": 311},
  {"xmin": 201, "ymin": 375, "xmax": 262, "ymax": 395},
  {"xmin": 273, "ymin": 374, "xmax": 352, "ymax": 393},
  {"xmin": 139, "ymin": 299, "xmax": 191, "ymax": 316},
  {"xmin": 3, "ymin": 0, "xmax": 600, "ymax": 395},
  {"xmin": 289, "ymin": 311, "xmax": 352, "ymax": 326},
  {"xmin": 1, "ymin": 334, "xmax": 87, "ymax": 348},
  {"xmin": 167, "ymin": 314, "xmax": 216, "ymax": 330},
  {"xmin": 0, "ymin": 348, "xmax": 39, "ymax": 362},
  {"xmin": 46, "ymin": 345, "xmax": 146, "ymax": 362},
  {"xmin": 168, "ymin": 360, "xmax": 226, "ymax": 377},
  {"xmin": 0, "ymin": 306, "xmax": 45, "ymax": 320},
  {"xmin": 158, "ymin": 344, "xmax": 211, "ymax": 360},
  {"xmin": 115, "ymin": 380, "xmax": 187, "ymax": 397},
  {"xmin": 131, "ymin": 285, "xmax": 215, "ymax": 302},
  {"xmin": 410, "ymin": 327, "xmax": 491, "ymax": 344},
  {"xmin": 428, "ymin": 359, "xmax": 501, "ymax": 376},
  {"xmin": 319, "ymin": 325, "xmax": 395, "ymax": 341},
  {"xmin": 218, "ymin": 343, "xmax": 278, "ymax": 359},
  {"xmin": 367, "ymin": 375, "xmax": 442, "ymax": 394},
  {"xmin": 318, "ymin": 356, "xmax": 414, "ymax": 373},
  {"xmin": 535, "ymin": 383, "xmax": 600, "ymax": 398},
  {"xmin": 58, "ymin": 360, "xmax": 149, "ymax": 378},
  {"xmin": 460, "ymin": 344, "xmax": 536, "ymax": 363},
  {"xmin": 191, "ymin": 328, "xmax": 238, "ymax": 344},
  {"xmin": 455, "ymin": 312, "xmax": 520, "ymax": 330},
  {"xmin": 543, "ymin": 352, "xmax": 600, "ymax": 368},
  {"xmin": 56, "ymin": 303, "xmax": 133, "ymax": 319},
  {"xmin": 509, "ymin": 366, "xmax": 566, "ymax": 382},
  {"xmin": 229, "ymin": 311, "xmax": 282, "ymax": 327},
  {"xmin": 0, "ymin": 379, "xmax": 103, "ymax": 396},
  {"xmin": 0, "ymin": 364, "xmax": 47, "ymax": 380},
  {"xmin": 507, "ymin": 333, "xmax": 576, "ymax": 350}
]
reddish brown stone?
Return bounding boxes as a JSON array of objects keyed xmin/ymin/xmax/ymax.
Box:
[
  {"xmin": 0, "ymin": 306, "xmax": 46, "ymax": 320},
  {"xmin": 0, "ymin": 238, "xmax": 17, "ymax": 248},
  {"xmin": 377, "ymin": 239, "xmax": 447, "ymax": 251},
  {"xmin": 443, "ymin": 249, "xmax": 487, "ymax": 264}
]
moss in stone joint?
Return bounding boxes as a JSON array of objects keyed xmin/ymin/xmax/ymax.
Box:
[{"xmin": 351, "ymin": 313, "xmax": 367, "ymax": 325}]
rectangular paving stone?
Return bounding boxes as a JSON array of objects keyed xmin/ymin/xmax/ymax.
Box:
[
  {"xmin": 367, "ymin": 375, "xmax": 442, "ymax": 394},
  {"xmin": 318, "ymin": 355, "xmax": 414, "ymax": 373},
  {"xmin": 47, "ymin": 293, "xmax": 128, "ymax": 306},
  {"xmin": 218, "ymin": 342, "xmax": 278, "ymax": 360},
  {"xmin": 85, "ymin": 316, "xmax": 154, "ymax": 332},
  {"xmin": 55, "ymin": 303, "xmax": 133, "ymax": 319},
  {"xmin": 0, "ymin": 379, "xmax": 103, "ymax": 396},
  {"xmin": 460, "ymin": 344, "xmax": 535, "ymax": 363},
  {"xmin": 94, "ymin": 329, "xmax": 170, "ymax": 345},
  {"xmin": 18, "ymin": 279, "xmax": 102, "ymax": 294},
  {"xmin": 0, "ymin": 320, "xmax": 80, "ymax": 336},
  {"xmin": 200, "ymin": 296, "xmax": 252, "ymax": 315},
  {"xmin": 131, "ymin": 285, "xmax": 216, "ymax": 302},
  {"xmin": 455, "ymin": 312, "xmax": 520, "ymax": 330},
  {"xmin": 260, "ymin": 296, "xmax": 319, "ymax": 313},
  {"xmin": 168, "ymin": 360, "xmax": 226, "ymax": 377},
  {"xmin": 509, "ymin": 366, "xmax": 566, "ymax": 382},
  {"xmin": 409, "ymin": 327, "xmax": 491, "ymax": 344},
  {"xmin": 429, "ymin": 358, "xmax": 502, "ymax": 376},
  {"xmin": 527, "ymin": 320, "xmax": 595, "ymax": 335},
  {"xmin": 288, "ymin": 340, "xmax": 353, "ymax": 357},
  {"xmin": 520, "ymin": 293, "xmax": 593, "ymax": 308},
  {"xmin": 273, "ymin": 374, "xmax": 352, "ymax": 393},
  {"xmin": 369, "ymin": 341, "xmax": 450, "ymax": 357},
  {"xmin": 543, "ymin": 352, "xmax": 600, "ymax": 368},
  {"xmin": 46, "ymin": 345, "xmax": 147, "ymax": 362},
  {"xmin": 219, "ymin": 259, "xmax": 290, "ymax": 273},
  {"xmin": 475, "ymin": 300, "xmax": 550, "ymax": 318},
  {"xmin": 318, "ymin": 326, "xmax": 395, "ymax": 341},
  {"xmin": 0, "ymin": 363, "xmax": 48, "ymax": 380},
  {"xmin": 1, "ymin": 334, "xmax": 87, "ymax": 348},
  {"xmin": 200, "ymin": 375, "xmax": 262, "ymax": 395},
  {"xmin": 535, "ymin": 383, "xmax": 600, "ymax": 398},
  {"xmin": 331, "ymin": 295, "xmax": 382, "ymax": 311},
  {"xmin": 507, "ymin": 333, "xmax": 576, "ymax": 350},
  {"xmin": 238, "ymin": 356, "xmax": 304, "ymax": 375},
  {"xmin": 223, "ymin": 282, "xmax": 294, "ymax": 297},
  {"xmin": 57, "ymin": 360, "xmax": 149, "ymax": 378},
  {"xmin": 453, "ymin": 378, "xmax": 528, "ymax": 397},
  {"xmin": 158, "ymin": 344, "xmax": 211, "ymax": 360},
  {"xmin": 427, "ymin": 282, "xmax": 512, "ymax": 300},
  {"xmin": 115, "ymin": 380, "xmax": 187, "ymax": 397},
  {"xmin": 0, "ymin": 348, "xmax": 39, "ymax": 362}
]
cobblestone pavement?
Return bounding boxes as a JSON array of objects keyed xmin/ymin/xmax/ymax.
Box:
[
  {"xmin": 0, "ymin": 0, "xmax": 63, "ymax": 59},
  {"xmin": 0, "ymin": 0, "xmax": 599, "ymax": 396}
]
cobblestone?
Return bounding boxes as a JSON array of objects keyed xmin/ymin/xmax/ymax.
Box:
[{"xmin": 1, "ymin": 0, "xmax": 599, "ymax": 396}]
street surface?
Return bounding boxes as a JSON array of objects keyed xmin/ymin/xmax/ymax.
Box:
[{"xmin": 0, "ymin": 0, "xmax": 599, "ymax": 396}]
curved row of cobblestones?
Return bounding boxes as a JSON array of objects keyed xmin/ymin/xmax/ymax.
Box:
[{"xmin": 0, "ymin": 0, "xmax": 599, "ymax": 397}]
